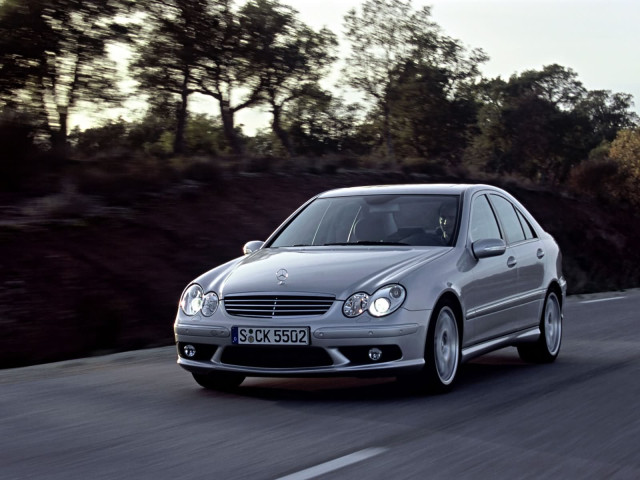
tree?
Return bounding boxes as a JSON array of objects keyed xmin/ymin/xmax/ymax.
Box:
[
  {"xmin": 507, "ymin": 64, "xmax": 587, "ymax": 110},
  {"xmin": 240, "ymin": 0, "xmax": 337, "ymax": 157},
  {"xmin": 576, "ymin": 90, "xmax": 639, "ymax": 144},
  {"xmin": 184, "ymin": 113, "xmax": 227, "ymax": 155},
  {"xmin": 609, "ymin": 128, "xmax": 640, "ymax": 206},
  {"xmin": 342, "ymin": 0, "xmax": 486, "ymax": 164},
  {"xmin": 283, "ymin": 87, "xmax": 364, "ymax": 156},
  {"xmin": 131, "ymin": 0, "xmax": 211, "ymax": 154},
  {"xmin": 190, "ymin": 0, "xmax": 261, "ymax": 156},
  {"xmin": 468, "ymin": 64, "xmax": 639, "ymax": 183},
  {"xmin": 389, "ymin": 60, "xmax": 480, "ymax": 162},
  {"xmin": 0, "ymin": 0, "xmax": 130, "ymax": 154}
]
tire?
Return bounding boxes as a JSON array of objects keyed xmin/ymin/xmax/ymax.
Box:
[
  {"xmin": 404, "ymin": 300, "xmax": 460, "ymax": 394},
  {"xmin": 192, "ymin": 372, "xmax": 245, "ymax": 390},
  {"xmin": 518, "ymin": 291, "xmax": 562, "ymax": 363}
]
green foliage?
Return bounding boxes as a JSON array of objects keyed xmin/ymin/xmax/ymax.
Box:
[
  {"xmin": 245, "ymin": 129, "xmax": 285, "ymax": 158},
  {"xmin": 343, "ymin": 0, "xmax": 487, "ymax": 164},
  {"xmin": 145, "ymin": 131, "xmax": 175, "ymax": 157},
  {"xmin": 1, "ymin": 0, "xmax": 638, "ymax": 193},
  {"xmin": 281, "ymin": 88, "xmax": 366, "ymax": 156},
  {"xmin": 70, "ymin": 110, "xmax": 228, "ymax": 162},
  {"xmin": 184, "ymin": 114, "xmax": 227, "ymax": 155},
  {"xmin": 389, "ymin": 61, "xmax": 480, "ymax": 163},
  {"xmin": 609, "ymin": 128, "xmax": 640, "ymax": 206},
  {"xmin": 0, "ymin": 0, "xmax": 130, "ymax": 153},
  {"xmin": 190, "ymin": 0, "xmax": 261, "ymax": 155},
  {"xmin": 576, "ymin": 91, "xmax": 639, "ymax": 142},
  {"xmin": 71, "ymin": 119, "xmax": 128, "ymax": 156},
  {"xmin": 241, "ymin": 0, "xmax": 338, "ymax": 156},
  {"xmin": 467, "ymin": 65, "xmax": 639, "ymax": 184},
  {"xmin": 568, "ymin": 157, "xmax": 622, "ymax": 203},
  {"xmin": 127, "ymin": 101, "xmax": 176, "ymax": 151},
  {"xmin": 130, "ymin": 0, "xmax": 212, "ymax": 154}
]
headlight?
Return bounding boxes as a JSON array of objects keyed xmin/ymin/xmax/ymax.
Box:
[
  {"xmin": 180, "ymin": 285, "xmax": 220, "ymax": 316},
  {"xmin": 343, "ymin": 292, "xmax": 369, "ymax": 317},
  {"xmin": 343, "ymin": 284, "xmax": 406, "ymax": 318},
  {"xmin": 180, "ymin": 284, "xmax": 204, "ymax": 316},
  {"xmin": 201, "ymin": 292, "xmax": 219, "ymax": 316},
  {"xmin": 368, "ymin": 284, "xmax": 406, "ymax": 317}
]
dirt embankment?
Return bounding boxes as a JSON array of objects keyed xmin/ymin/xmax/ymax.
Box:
[{"xmin": 1, "ymin": 171, "xmax": 639, "ymax": 368}]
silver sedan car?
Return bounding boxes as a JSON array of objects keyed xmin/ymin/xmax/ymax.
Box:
[{"xmin": 174, "ymin": 184, "xmax": 566, "ymax": 393}]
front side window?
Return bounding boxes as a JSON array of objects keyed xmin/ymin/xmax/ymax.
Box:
[
  {"xmin": 469, "ymin": 195, "xmax": 501, "ymax": 243},
  {"xmin": 269, "ymin": 194, "xmax": 460, "ymax": 247}
]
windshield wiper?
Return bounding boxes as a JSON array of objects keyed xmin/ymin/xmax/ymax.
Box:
[{"xmin": 324, "ymin": 241, "xmax": 409, "ymax": 246}]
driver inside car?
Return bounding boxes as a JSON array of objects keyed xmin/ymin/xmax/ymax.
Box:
[{"xmin": 435, "ymin": 202, "xmax": 457, "ymax": 245}]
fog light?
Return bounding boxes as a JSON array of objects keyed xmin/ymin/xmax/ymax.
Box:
[
  {"xmin": 183, "ymin": 344, "xmax": 197, "ymax": 358},
  {"xmin": 368, "ymin": 348, "xmax": 382, "ymax": 361}
]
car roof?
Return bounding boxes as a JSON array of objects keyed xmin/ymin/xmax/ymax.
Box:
[{"xmin": 317, "ymin": 184, "xmax": 493, "ymax": 198}]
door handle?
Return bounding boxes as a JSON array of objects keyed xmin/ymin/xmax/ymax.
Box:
[
  {"xmin": 507, "ymin": 256, "xmax": 517, "ymax": 268},
  {"xmin": 537, "ymin": 248, "xmax": 545, "ymax": 259}
]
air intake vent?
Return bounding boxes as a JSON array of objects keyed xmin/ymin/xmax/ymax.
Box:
[
  {"xmin": 221, "ymin": 346, "xmax": 333, "ymax": 368},
  {"xmin": 223, "ymin": 295, "xmax": 334, "ymax": 318}
]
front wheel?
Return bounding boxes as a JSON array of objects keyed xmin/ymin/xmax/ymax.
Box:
[
  {"xmin": 403, "ymin": 301, "xmax": 461, "ymax": 394},
  {"xmin": 518, "ymin": 291, "xmax": 562, "ymax": 363},
  {"xmin": 192, "ymin": 372, "xmax": 245, "ymax": 391}
]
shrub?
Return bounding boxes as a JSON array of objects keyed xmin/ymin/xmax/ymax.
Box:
[
  {"xmin": 0, "ymin": 112, "xmax": 39, "ymax": 190},
  {"xmin": 609, "ymin": 128, "xmax": 640, "ymax": 206},
  {"xmin": 567, "ymin": 157, "xmax": 622, "ymax": 203}
]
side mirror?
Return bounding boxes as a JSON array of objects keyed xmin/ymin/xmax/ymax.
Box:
[
  {"xmin": 472, "ymin": 238, "xmax": 506, "ymax": 259},
  {"xmin": 243, "ymin": 240, "xmax": 265, "ymax": 255}
]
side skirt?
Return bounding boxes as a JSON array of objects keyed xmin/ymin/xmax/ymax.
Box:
[{"xmin": 461, "ymin": 327, "xmax": 540, "ymax": 363}]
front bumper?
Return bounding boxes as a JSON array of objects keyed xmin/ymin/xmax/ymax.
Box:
[{"xmin": 174, "ymin": 308, "xmax": 430, "ymax": 377}]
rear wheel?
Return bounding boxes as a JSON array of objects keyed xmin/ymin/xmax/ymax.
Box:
[
  {"xmin": 518, "ymin": 291, "xmax": 562, "ymax": 363},
  {"xmin": 192, "ymin": 372, "xmax": 245, "ymax": 390}
]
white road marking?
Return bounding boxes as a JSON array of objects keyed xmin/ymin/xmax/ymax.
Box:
[
  {"xmin": 580, "ymin": 297, "xmax": 626, "ymax": 304},
  {"xmin": 276, "ymin": 447, "xmax": 388, "ymax": 480}
]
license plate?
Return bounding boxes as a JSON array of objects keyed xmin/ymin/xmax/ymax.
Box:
[{"xmin": 232, "ymin": 327, "xmax": 310, "ymax": 345}]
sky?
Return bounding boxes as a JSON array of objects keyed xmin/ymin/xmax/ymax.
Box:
[
  {"xmin": 286, "ymin": 0, "xmax": 640, "ymax": 95},
  {"xmin": 231, "ymin": 0, "xmax": 640, "ymax": 134},
  {"xmin": 79, "ymin": 0, "xmax": 640, "ymax": 133}
]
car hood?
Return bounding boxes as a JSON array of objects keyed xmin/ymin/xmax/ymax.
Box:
[{"xmin": 202, "ymin": 247, "xmax": 449, "ymax": 300}]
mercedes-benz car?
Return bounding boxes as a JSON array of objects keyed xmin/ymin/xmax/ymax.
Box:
[{"xmin": 174, "ymin": 184, "xmax": 566, "ymax": 393}]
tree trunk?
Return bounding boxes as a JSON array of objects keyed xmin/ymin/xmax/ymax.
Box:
[
  {"xmin": 173, "ymin": 71, "xmax": 189, "ymax": 155},
  {"xmin": 219, "ymin": 99, "xmax": 244, "ymax": 156},
  {"xmin": 52, "ymin": 107, "xmax": 69, "ymax": 158},
  {"xmin": 272, "ymin": 103, "xmax": 292, "ymax": 157},
  {"xmin": 383, "ymin": 103, "xmax": 395, "ymax": 166}
]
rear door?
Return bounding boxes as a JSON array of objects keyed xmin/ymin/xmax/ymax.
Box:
[{"xmin": 489, "ymin": 194, "xmax": 546, "ymax": 330}]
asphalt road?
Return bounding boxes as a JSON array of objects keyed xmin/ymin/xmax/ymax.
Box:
[{"xmin": 2, "ymin": 290, "xmax": 639, "ymax": 479}]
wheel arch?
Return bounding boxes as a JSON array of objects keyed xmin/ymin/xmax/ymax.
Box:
[
  {"xmin": 434, "ymin": 291, "xmax": 464, "ymax": 341},
  {"xmin": 547, "ymin": 280, "xmax": 564, "ymax": 307}
]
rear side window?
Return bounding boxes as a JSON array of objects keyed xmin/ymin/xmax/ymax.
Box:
[
  {"xmin": 490, "ymin": 195, "xmax": 526, "ymax": 244},
  {"xmin": 469, "ymin": 195, "xmax": 501, "ymax": 243},
  {"xmin": 516, "ymin": 209, "xmax": 537, "ymax": 240}
]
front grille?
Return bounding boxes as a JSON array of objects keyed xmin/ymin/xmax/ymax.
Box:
[
  {"xmin": 223, "ymin": 295, "xmax": 335, "ymax": 318},
  {"xmin": 221, "ymin": 346, "xmax": 333, "ymax": 368}
]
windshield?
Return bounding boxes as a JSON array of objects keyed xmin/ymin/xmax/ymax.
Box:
[{"xmin": 269, "ymin": 194, "xmax": 460, "ymax": 247}]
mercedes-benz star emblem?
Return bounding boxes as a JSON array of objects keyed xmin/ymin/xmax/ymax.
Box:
[{"xmin": 276, "ymin": 268, "xmax": 289, "ymax": 285}]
